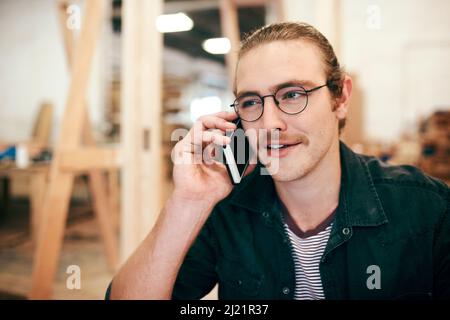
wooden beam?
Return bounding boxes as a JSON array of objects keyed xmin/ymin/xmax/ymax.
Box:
[
  {"xmin": 88, "ymin": 166, "xmax": 119, "ymax": 272},
  {"xmin": 29, "ymin": 172, "xmax": 47, "ymax": 245},
  {"xmin": 120, "ymin": 0, "xmax": 164, "ymax": 262},
  {"xmin": 30, "ymin": 0, "xmax": 106, "ymax": 299}
]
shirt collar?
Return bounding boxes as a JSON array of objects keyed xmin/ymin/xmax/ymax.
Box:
[{"xmin": 229, "ymin": 140, "xmax": 388, "ymax": 227}]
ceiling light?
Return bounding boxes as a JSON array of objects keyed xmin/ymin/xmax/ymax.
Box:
[
  {"xmin": 156, "ymin": 12, "xmax": 193, "ymax": 33},
  {"xmin": 202, "ymin": 37, "xmax": 231, "ymax": 55}
]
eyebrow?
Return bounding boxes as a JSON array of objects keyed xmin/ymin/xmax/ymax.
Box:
[{"xmin": 235, "ymin": 79, "xmax": 318, "ymax": 98}]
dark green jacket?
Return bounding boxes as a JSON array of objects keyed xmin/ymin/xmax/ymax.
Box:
[{"xmin": 172, "ymin": 141, "xmax": 450, "ymax": 300}]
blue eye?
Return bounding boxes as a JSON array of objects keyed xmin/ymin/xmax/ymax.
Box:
[
  {"xmin": 282, "ymin": 90, "xmax": 304, "ymax": 100},
  {"xmin": 243, "ymin": 100, "xmax": 256, "ymax": 107},
  {"xmin": 240, "ymin": 98, "xmax": 261, "ymax": 108}
]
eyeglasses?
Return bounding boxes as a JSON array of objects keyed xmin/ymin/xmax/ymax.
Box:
[{"xmin": 230, "ymin": 83, "xmax": 328, "ymax": 122}]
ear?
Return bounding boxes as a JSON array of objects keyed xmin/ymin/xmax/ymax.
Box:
[{"xmin": 334, "ymin": 75, "xmax": 353, "ymax": 121}]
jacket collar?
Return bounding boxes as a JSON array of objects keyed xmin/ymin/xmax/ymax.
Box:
[{"xmin": 229, "ymin": 140, "xmax": 388, "ymax": 227}]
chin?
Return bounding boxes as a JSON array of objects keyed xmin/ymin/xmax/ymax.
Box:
[
  {"xmin": 257, "ymin": 140, "xmax": 328, "ymax": 182},
  {"xmin": 262, "ymin": 158, "xmax": 312, "ymax": 182}
]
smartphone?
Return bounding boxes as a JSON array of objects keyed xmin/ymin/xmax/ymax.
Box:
[{"xmin": 222, "ymin": 119, "xmax": 254, "ymax": 184}]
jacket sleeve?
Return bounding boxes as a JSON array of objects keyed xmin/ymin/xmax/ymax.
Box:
[
  {"xmin": 433, "ymin": 185, "xmax": 450, "ymax": 299},
  {"xmin": 172, "ymin": 215, "xmax": 218, "ymax": 300}
]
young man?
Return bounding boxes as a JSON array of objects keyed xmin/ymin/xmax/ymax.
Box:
[{"xmin": 109, "ymin": 22, "xmax": 449, "ymax": 299}]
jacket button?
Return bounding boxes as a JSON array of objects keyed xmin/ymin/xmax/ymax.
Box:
[
  {"xmin": 342, "ymin": 227, "xmax": 350, "ymax": 235},
  {"xmin": 262, "ymin": 212, "xmax": 269, "ymax": 218},
  {"xmin": 237, "ymin": 280, "xmax": 243, "ymax": 286},
  {"xmin": 282, "ymin": 287, "xmax": 290, "ymax": 295}
]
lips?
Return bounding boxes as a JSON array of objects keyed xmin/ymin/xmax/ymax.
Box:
[
  {"xmin": 265, "ymin": 142, "xmax": 302, "ymax": 157},
  {"xmin": 267, "ymin": 144, "xmax": 286, "ymax": 150},
  {"xmin": 266, "ymin": 142, "xmax": 301, "ymax": 149}
]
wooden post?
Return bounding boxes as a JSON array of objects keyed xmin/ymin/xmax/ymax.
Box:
[
  {"xmin": 120, "ymin": 0, "xmax": 163, "ymax": 262},
  {"xmin": 29, "ymin": 170, "xmax": 47, "ymax": 245},
  {"xmin": 219, "ymin": 0, "xmax": 241, "ymax": 86},
  {"xmin": 59, "ymin": 0, "xmax": 118, "ymax": 271},
  {"xmin": 29, "ymin": 0, "xmax": 107, "ymax": 299}
]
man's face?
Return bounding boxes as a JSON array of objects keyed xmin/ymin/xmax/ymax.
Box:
[{"xmin": 235, "ymin": 40, "xmax": 342, "ymax": 182}]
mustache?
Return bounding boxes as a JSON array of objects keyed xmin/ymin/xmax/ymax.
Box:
[{"xmin": 257, "ymin": 130, "xmax": 309, "ymax": 145}]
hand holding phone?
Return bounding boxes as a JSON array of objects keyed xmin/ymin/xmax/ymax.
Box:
[{"xmin": 171, "ymin": 111, "xmax": 239, "ymax": 205}]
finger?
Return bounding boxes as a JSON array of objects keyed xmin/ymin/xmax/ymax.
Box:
[
  {"xmin": 191, "ymin": 119, "xmax": 205, "ymax": 146},
  {"xmin": 210, "ymin": 128, "xmax": 226, "ymax": 135},
  {"xmin": 210, "ymin": 110, "xmax": 238, "ymax": 121},
  {"xmin": 182, "ymin": 142, "xmax": 203, "ymax": 154},
  {"xmin": 172, "ymin": 143, "xmax": 195, "ymax": 166},
  {"xmin": 198, "ymin": 115, "xmax": 237, "ymax": 131},
  {"xmin": 179, "ymin": 137, "xmax": 203, "ymax": 164},
  {"xmin": 202, "ymin": 131, "xmax": 231, "ymax": 146},
  {"xmin": 186, "ymin": 113, "xmax": 236, "ymax": 146}
]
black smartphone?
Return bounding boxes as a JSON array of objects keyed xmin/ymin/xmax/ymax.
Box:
[{"xmin": 222, "ymin": 119, "xmax": 254, "ymax": 184}]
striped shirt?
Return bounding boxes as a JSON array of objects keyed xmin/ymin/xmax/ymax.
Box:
[{"xmin": 283, "ymin": 222, "xmax": 333, "ymax": 300}]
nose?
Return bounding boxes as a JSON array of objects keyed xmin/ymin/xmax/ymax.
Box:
[{"xmin": 259, "ymin": 95, "xmax": 287, "ymax": 131}]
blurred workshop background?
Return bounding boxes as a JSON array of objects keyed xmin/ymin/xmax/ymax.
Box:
[{"xmin": 0, "ymin": 0, "xmax": 449, "ymax": 299}]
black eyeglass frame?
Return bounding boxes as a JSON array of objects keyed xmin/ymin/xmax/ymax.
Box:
[{"xmin": 230, "ymin": 83, "xmax": 329, "ymax": 122}]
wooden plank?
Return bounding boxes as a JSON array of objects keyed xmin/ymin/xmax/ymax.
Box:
[
  {"xmin": 88, "ymin": 169, "xmax": 119, "ymax": 271},
  {"xmin": 30, "ymin": 173, "xmax": 74, "ymax": 299},
  {"xmin": 120, "ymin": 0, "xmax": 163, "ymax": 262},
  {"xmin": 219, "ymin": 0, "xmax": 241, "ymax": 85},
  {"xmin": 29, "ymin": 172, "xmax": 47, "ymax": 245},
  {"xmin": 59, "ymin": 148, "xmax": 119, "ymax": 172},
  {"xmin": 29, "ymin": 0, "xmax": 106, "ymax": 299}
]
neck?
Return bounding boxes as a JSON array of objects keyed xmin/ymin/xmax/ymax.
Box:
[{"xmin": 274, "ymin": 138, "xmax": 341, "ymax": 233}]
